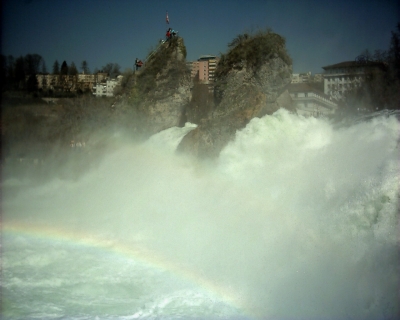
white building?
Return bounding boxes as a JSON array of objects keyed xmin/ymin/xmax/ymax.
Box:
[
  {"xmin": 291, "ymin": 74, "xmax": 301, "ymax": 83},
  {"xmin": 322, "ymin": 61, "xmax": 385, "ymax": 101},
  {"xmin": 191, "ymin": 55, "xmax": 220, "ymax": 84},
  {"xmin": 313, "ymin": 73, "xmax": 323, "ymax": 82},
  {"xmin": 92, "ymin": 75, "xmax": 123, "ymax": 97},
  {"xmin": 291, "ymin": 72, "xmax": 323, "ymax": 84},
  {"xmin": 289, "ymin": 83, "xmax": 338, "ymax": 117},
  {"xmin": 34, "ymin": 72, "xmax": 110, "ymax": 92}
]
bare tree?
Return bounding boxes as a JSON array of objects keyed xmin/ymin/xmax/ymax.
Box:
[
  {"xmin": 101, "ymin": 63, "xmax": 121, "ymax": 76},
  {"xmin": 112, "ymin": 63, "xmax": 121, "ymax": 75},
  {"xmin": 41, "ymin": 60, "xmax": 48, "ymax": 74},
  {"xmin": 24, "ymin": 54, "xmax": 43, "ymax": 74},
  {"xmin": 102, "ymin": 63, "xmax": 113, "ymax": 74},
  {"xmin": 81, "ymin": 60, "xmax": 90, "ymax": 74}
]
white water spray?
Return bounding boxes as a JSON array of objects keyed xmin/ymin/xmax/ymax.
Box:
[{"xmin": 2, "ymin": 109, "xmax": 399, "ymax": 319}]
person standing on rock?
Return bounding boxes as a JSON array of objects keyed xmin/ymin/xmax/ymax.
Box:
[{"xmin": 135, "ymin": 58, "xmax": 143, "ymax": 71}]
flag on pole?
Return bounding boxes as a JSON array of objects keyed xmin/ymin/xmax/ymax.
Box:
[{"xmin": 166, "ymin": 11, "xmax": 169, "ymax": 24}]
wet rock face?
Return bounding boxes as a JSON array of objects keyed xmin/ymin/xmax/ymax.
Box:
[
  {"xmin": 129, "ymin": 32, "xmax": 293, "ymax": 157},
  {"xmin": 144, "ymin": 83, "xmax": 191, "ymax": 134},
  {"xmin": 178, "ymin": 32, "xmax": 293, "ymax": 158},
  {"xmin": 133, "ymin": 37, "xmax": 191, "ymax": 134},
  {"xmin": 214, "ymin": 55, "xmax": 292, "ymax": 117}
]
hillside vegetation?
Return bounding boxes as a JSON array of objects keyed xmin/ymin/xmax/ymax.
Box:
[
  {"xmin": 130, "ymin": 37, "xmax": 189, "ymax": 103},
  {"xmin": 178, "ymin": 29, "xmax": 293, "ymax": 158},
  {"xmin": 215, "ymin": 30, "xmax": 292, "ymax": 79}
]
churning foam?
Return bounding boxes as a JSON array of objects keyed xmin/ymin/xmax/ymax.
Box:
[
  {"xmin": 2, "ymin": 221, "xmax": 247, "ymax": 315},
  {"xmin": 2, "ymin": 109, "xmax": 399, "ymax": 319}
]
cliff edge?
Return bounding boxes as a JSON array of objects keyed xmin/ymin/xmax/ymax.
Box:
[
  {"xmin": 178, "ymin": 31, "xmax": 293, "ymax": 157},
  {"xmin": 130, "ymin": 37, "xmax": 191, "ymax": 135}
]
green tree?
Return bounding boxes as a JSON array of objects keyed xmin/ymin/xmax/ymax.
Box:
[
  {"xmin": 6, "ymin": 55, "xmax": 15, "ymax": 82},
  {"xmin": 102, "ymin": 63, "xmax": 113, "ymax": 74},
  {"xmin": 386, "ymin": 23, "xmax": 400, "ymax": 109},
  {"xmin": 388, "ymin": 23, "xmax": 400, "ymax": 81},
  {"xmin": 14, "ymin": 56, "xmax": 26, "ymax": 89},
  {"xmin": 52, "ymin": 60, "xmax": 60, "ymax": 74},
  {"xmin": 60, "ymin": 61, "xmax": 69, "ymax": 75},
  {"xmin": 24, "ymin": 54, "xmax": 43, "ymax": 75},
  {"xmin": 345, "ymin": 24, "xmax": 400, "ymax": 110},
  {"xmin": 26, "ymin": 74, "xmax": 38, "ymax": 92},
  {"xmin": 373, "ymin": 49, "xmax": 387, "ymax": 63},
  {"xmin": 112, "ymin": 63, "xmax": 121, "ymax": 75},
  {"xmin": 41, "ymin": 60, "xmax": 47, "ymax": 74},
  {"xmin": 0, "ymin": 54, "xmax": 6, "ymax": 89},
  {"xmin": 101, "ymin": 63, "xmax": 121, "ymax": 75},
  {"xmin": 69, "ymin": 61, "xmax": 78, "ymax": 75}
]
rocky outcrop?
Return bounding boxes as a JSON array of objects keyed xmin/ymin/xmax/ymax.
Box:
[
  {"xmin": 178, "ymin": 31, "xmax": 293, "ymax": 158},
  {"xmin": 131, "ymin": 37, "xmax": 191, "ymax": 134}
]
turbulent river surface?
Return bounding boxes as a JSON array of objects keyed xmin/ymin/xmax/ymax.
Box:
[{"xmin": 2, "ymin": 109, "xmax": 399, "ymax": 319}]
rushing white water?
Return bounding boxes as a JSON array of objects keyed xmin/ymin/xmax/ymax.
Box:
[{"xmin": 2, "ymin": 109, "xmax": 399, "ymax": 319}]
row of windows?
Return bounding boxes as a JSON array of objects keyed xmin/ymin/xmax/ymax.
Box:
[
  {"xmin": 327, "ymin": 83, "xmax": 360, "ymax": 89},
  {"xmin": 326, "ymin": 76, "xmax": 362, "ymax": 82},
  {"xmin": 328, "ymin": 84, "xmax": 345, "ymax": 89},
  {"xmin": 293, "ymin": 92, "xmax": 317, "ymax": 97}
]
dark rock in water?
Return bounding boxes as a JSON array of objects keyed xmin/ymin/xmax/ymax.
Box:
[{"xmin": 178, "ymin": 31, "xmax": 294, "ymax": 158}]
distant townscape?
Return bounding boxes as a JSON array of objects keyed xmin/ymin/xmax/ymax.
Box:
[
  {"xmin": 187, "ymin": 55, "xmax": 390, "ymax": 117},
  {"xmin": 34, "ymin": 72, "xmax": 124, "ymax": 97},
  {"xmin": 1, "ymin": 23, "xmax": 399, "ymax": 118},
  {"xmin": 1, "ymin": 27, "xmax": 399, "ymax": 171},
  {"xmin": 13, "ymin": 54, "xmax": 389, "ymax": 118}
]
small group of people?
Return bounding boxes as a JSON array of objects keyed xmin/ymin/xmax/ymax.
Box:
[
  {"xmin": 166, "ymin": 27, "xmax": 177, "ymax": 40},
  {"xmin": 135, "ymin": 58, "xmax": 143, "ymax": 71}
]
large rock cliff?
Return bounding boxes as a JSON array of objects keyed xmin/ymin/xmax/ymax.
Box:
[
  {"xmin": 178, "ymin": 31, "xmax": 293, "ymax": 158},
  {"xmin": 131, "ymin": 37, "xmax": 191, "ymax": 134}
]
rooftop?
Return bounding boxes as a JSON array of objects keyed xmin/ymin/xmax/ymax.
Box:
[
  {"xmin": 288, "ymin": 83, "xmax": 331, "ymax": 100},
  {"xmin": 322, "ymin": 60, "xmax": 386, "ymax": 70},
  {"xmin": 198, "ymin": 55, "xmax": 218, "ymax": 61}
]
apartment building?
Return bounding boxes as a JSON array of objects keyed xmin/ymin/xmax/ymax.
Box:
[
  {"xmin": 289, "ymin": 83, "xmax": 338, "ymax": 117},
  {"xmin": 291, "ymin": 73, "xmax": 302, "ymax": 83},
  {"xmin": 191, "ymin": 55, "xmax": 220, "ymax": 84},
  {"xmin": 36, "ymin": 74, "xmax": 58, "ymax": 90},
  {"xmin": 291, "ymin": 72, "xmax": 323, "ymax": 84},
  {"xmin": 34, "ymin": 72, "xmax": 111, "ymax": 93},
  {"xmin": 322, "ymin": 61, "xmax": 385, "ymax": 100},
  {"xmin": 92, "ymin": 75, "xmax": 123, "ymax": 97},
  {"xmin": 313, "ymin": 73, "xmax": 323, "ymax": 82}
]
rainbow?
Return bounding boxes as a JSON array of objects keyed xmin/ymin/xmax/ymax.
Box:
[{"xmin": 2, "ymin": 221, "xmax": 254, "ymax": 318}]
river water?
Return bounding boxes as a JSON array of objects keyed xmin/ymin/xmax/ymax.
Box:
[{"xmin": 2, "ymin": 109, "xmax": 399, "ymax": 319}]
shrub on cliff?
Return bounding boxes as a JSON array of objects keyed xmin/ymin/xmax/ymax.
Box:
[
  {"xmin": 132, "ymin": 37, "xmax": 189, "ymax": 101},
  {"xmin": 215, "ymin": 29, "xmax": 292, "ymax": 79}
]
